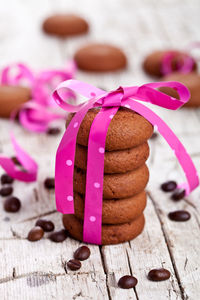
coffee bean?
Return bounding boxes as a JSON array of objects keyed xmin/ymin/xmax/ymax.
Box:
[
  {"xmin": 74, "ymin": 246, "xmax": 90, "ymax": 261},
  {"xmin": 150, "ymin": 132, "xmax": 158, "ymax": 140},
  {"xmin": 171, "ymin": 188, "xmax": 185, "ymax": 201},
  {"xmin": 49, "ymin": 229, "xmax": 68, "ymax": 242},
  {"xmin": 47, "ymin": 127, "xmax": 61, "ymax": 135},
  {"xmin": 148, "ymin": 268, "xmax": 171, "ymax": 281},
  {"xmin": 161, "ymin": 181, "xmax": 177, "ymax": 192},
  {"xmin": 168, "ymin": 210, "xmax": 191, "ymax": 222},
  {"xmin": 4, "ymin": 197, "xmax": 21, "ymax": 212},
  {"xmin": 0, "ymin": 186, "xmax": 13, "ymax": 197},
  {"xmin": 67, "ymin": 259, "xmax": 82, "ymax": 271},
  {"xmin": 28, "ymin": 226, "xmax": 44, "ymax": 242},
  {"xmin": 44, "ymin": 178, "xmax": 55, "ymax": 189},
  {"xmin": 1, "ymin": 173, "xmax": 14, "ymax": 185},
  {"xmin": 118, "ymin": 275, "xmax": 138, "ymax": 289},
  {"xmin": 36, "ymin": 219, "xmax": 55, "ymax": 232},
  {"xmin": 11, "ymin": 156, "xmax": 21, "ymax": 166}
]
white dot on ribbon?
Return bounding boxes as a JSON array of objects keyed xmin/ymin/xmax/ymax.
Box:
[
  {"xmin": 109, "ymin": 114, "xmax": 114, "ymax": 119},
  {"xmin": 74, "ymin": 122, "xmax": 78, "ymax": 128},
  {"xmin": 125, "ymin": 104, "xmax": 130, "ymax": 109},
  {"xmin": 98, "ymin": 147, "xmax": 105, "ymax": 154},
  {"xmin": 67, "ymin": 195, "xmax": 73, "ymax": 201},
  {"xmin": 154, "ymin": 125, "xmax": 158, "ymax": 131},
  {"xmin": 66, "ymin": 160, "xmax": 72, "ymax": 166},
  {"xmin": 94, "ymin": 182, "xmax": 100, "ymax": 188},
  {"xmin": 90, "ymin": 216, "xmax": 96, "ymax": 222}
]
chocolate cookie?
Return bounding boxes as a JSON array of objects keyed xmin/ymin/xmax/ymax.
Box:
[
  {"xmin": 160, "ymin": 72, "xmax": 200, "ymax": 107},
  {"xmin": 0, "ymin": 85, "xmax": 31, "ymax": 118},
  {"xmin": 75, "ymin": 142, "xmax": 149, "ymax": 174},
  {"xmin": 66, "ymin": 108, "xmax": 153, "ymax": 151},
  {"xmin": 143, "ymin": 50, "xmax": 197, "ymax": 77},
  {"xmin": 43, "ymin": 14, "xmax": 89, "ymax": 37},
  {"xmin": 63, "ymin": 214, "xmax": 145, "ymax": 245},
  {"xmin": 74, "ymin": 191, "xmax": 147, "ymax": 224},
  {"xmin": 74, "ymin": 164, "xmax": 149, "ymax": 199},
  {"xmin": 74, "ymin": 43, "xmax": 127, "ymax": 72}
]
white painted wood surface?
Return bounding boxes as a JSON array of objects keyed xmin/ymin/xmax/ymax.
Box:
[{"xmin": 0, "ymin": 0, "xmax": 200, "ymax": 299}]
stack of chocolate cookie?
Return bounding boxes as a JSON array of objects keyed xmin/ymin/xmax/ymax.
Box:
[{"xmin": 63, "ymin": 108, "xmax": 153, "ymax": 245}]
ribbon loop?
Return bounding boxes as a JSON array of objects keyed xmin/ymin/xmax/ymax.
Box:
[
  {"xmin": 135, "ymin": 81, "xmax": 190, "ymax": 109},
  {"xmin": 53, "ymin": 80, "xmax": 106, "ymax": 112}
]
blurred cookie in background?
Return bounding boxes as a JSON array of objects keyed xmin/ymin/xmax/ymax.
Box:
[
  {"xmin": 42, "ymin": 14, "xmax": 89, "ymax": 37},
  {"xmin": 0, "ymin": 85, "xmax": 31, "ymax": 118},
  {"xmin": 160, "ymin": 72, "xmax": 200, "ymax": 107},
  {"xmin": 74, "ymin": 43, "xmax": 127, "ymax": 72},
  {"xmin": 143, "ymin": 50, "xmax": 197, "ymax": 77}
]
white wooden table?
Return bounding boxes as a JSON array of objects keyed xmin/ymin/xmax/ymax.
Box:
[{"xmin": 0, "ymin": 0, "xmax": 200, "ymax": 299}]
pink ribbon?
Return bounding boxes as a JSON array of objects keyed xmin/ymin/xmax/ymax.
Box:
[
  {"xmin": 0, "ymin": 62, "xmax": 76, "ymax": 181},
  {"xmin": 53, "ymin": 79, "xmax": 199, "ymax": 245},
  {"xmin": 161, "ymin": 51, "xmax": 196, "ymax": 75}
]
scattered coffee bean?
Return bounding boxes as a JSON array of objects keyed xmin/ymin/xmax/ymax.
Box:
[
  {"xmin": 171, "ymin": 188, "xmax": 185, "ymax": 201},
  {"xmin": 148, "ymin": 268, "xmax": 171, "ymax": 281},
  {"xmin": 74, "ymin": 246, "xmax": 90, "ymax": 261},
  {"xmin": 150, "ymin": 132, "xmax": 158, "ymax": 140},
  {"xmin": 168, "ymin": 210, "xmax": 191, "ymax": 222},
  {"xmin": 1, "ymin": 173, "xmax": 14, "ymax": 185},
  {"xmin": 28, "ymin": 226, "xmax": 44, "ymax": 242},
  {"xmin": 161, "ymin": 181, "xmax": 177, "ymax": 192},
  {"xmin": 118, "ymin": 275, "xmax": 138, "ymax": 289},
  {"xmin": 11, "ymin": 156, "xmax": 21, "ymax": 166},
  {"xmin": 44, "ymin": 178, "xmax": 55, "ymax": 189},
  {"xmin": 36, "ymin": 219, "xmax": 55, "ymax": 232},
  {"xmin": 4, "ymin": 197, "xmax": 21, "ymax": 213},
  {"xmin": 0, "ymin": 186, "xmax": 13, "ymax": 197},
  {"xmin": 49, "ymin": 229, "xmax": 68, "ymax": 242},
  {"xmin": 47, "ymin": 127, "xmax": 61, "ymax": 135},
  {"xmin": 67, "ymin": 259, "xmax": 82, "ymax": 271}
]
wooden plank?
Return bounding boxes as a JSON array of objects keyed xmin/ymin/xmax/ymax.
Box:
[
  {"xmin": 148, "ymin": 139, "xmax": 200, "ymax": 299},
  {"xmin": 148, "ymin": 185, "xmax": 200, "ymax": 299},
  {"xmin": 0, "ymin": 273, "xmax": 109, "ymax": 300},
  {"xmin": 102, "ymin": 197, "xmax": 183, "ymax": 300},
  {"xmin": 101, "ymin": 243, "xmax": 137, "ymax": 300}
]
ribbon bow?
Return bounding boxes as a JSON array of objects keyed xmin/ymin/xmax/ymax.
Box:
[
  {"xmin": 0, "ymin": 62, "xmax": 76, "ymax": 182},
  {"xmin": 53, "ymin": 79, "xmax": 199, "ymax": 245}
]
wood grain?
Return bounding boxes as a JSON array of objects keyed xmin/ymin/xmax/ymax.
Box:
[{"xmin": 0, "ymin": 0, "xmax": 200, "ymax": 299}]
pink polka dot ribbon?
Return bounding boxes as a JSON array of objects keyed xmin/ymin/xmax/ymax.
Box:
[
  {"xmin": 0, "ymin": 62, "xmax": 76, "ymax": 182},
  {"xmin": 161, "ymin": 50, "xmax": 196, "ymax": 75},
  {"xmin": 160, "ymin": 41, "xmax": 200, "ymax": 76},
  {"xmin": 53, "ymin": 79, "xmax": 199, "ymax": 245}
]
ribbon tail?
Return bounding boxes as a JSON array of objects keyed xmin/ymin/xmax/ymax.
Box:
[
  {"xmin": 123, "ymin": 99, "xmax": 199, "ymax": 195},
  {"xmin": 83, "ymin": 107, "xmax": 119, "ymax": 244},
  {"xmin": 0, "ymin": 133, "xmax": 38, "ymax": 182},
  {"xmin": 55, "ymin": 100, "xmax": 97, "ymax": 214}
]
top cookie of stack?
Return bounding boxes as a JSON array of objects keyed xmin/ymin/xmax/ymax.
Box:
[{"xmin": 67, "ymin": 107, "xmax": 153, "ymax": 172}]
